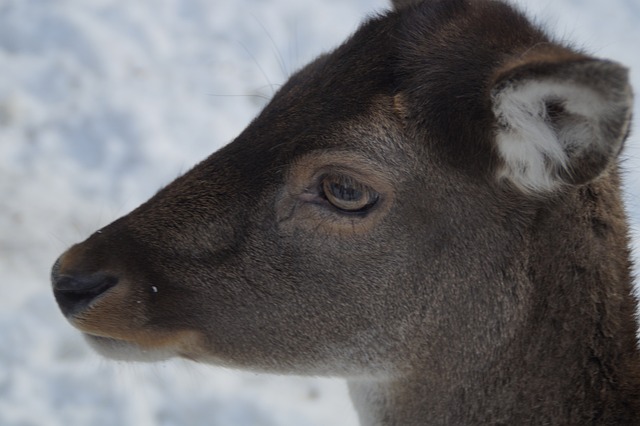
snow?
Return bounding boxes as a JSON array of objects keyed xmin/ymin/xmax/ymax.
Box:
[{"xmin": 1, "ymin": 0, "xmax": 639, "ymax": 425}]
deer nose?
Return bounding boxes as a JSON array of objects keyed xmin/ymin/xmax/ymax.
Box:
[{"xmin": 51, "ymin": 257, "xmax": 118, "ymax": 317}]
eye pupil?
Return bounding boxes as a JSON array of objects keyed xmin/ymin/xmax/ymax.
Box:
[
  {"xmin": 329, "ymin": 181, "xmax": 362, "ymax": 202},
  {"xmin": 322, "ymin": 174, "xmax": 379, "ymax": 213}
]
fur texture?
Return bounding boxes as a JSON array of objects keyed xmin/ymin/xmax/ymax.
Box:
[{"xmin": 51, "ymin": 0, "xmax": 639, "ymax": 424}]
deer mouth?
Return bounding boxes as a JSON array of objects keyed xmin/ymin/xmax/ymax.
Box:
[{"xmin": 52, "ymin": 251, "xmax": 207, "ymax": 362}]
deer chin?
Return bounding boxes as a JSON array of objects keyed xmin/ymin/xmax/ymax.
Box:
[
  {"xmin": 81, "ymin": 328, "xmax": 205, "ymax": 363},
  {"xmin": 84, "ymin": 335, "xmax": 176, "ymax": 362}
]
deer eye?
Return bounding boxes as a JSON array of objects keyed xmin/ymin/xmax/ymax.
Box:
[{"xmin": 321, "ymin": 174, "xmax": 379, "ymax": 213}]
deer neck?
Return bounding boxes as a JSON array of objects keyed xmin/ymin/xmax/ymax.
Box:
[
  {"xmin": 348, "ymin": 183, "xmax": 640, "ymax": 426},
  {"xmin": 348, "ymin": 293, "xmax": 640, "ymax": 425}
]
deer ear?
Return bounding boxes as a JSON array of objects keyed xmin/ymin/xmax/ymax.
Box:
[{"xmin": 491, "ymin": 58, "xmax": 633, "ymax": 193}]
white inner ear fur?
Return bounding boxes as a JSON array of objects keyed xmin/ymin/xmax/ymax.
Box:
[{"xmin": 492, "ymin": 80, "xmax": 611, "ymax": 192}]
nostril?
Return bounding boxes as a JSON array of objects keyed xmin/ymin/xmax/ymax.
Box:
[
  {"xmin": 53, "ymin": 274, "xmax": 118, "ymax": 293},
  {"xmin": 53, "ymin": 271, "xmax": 119, "ymax": 317}
]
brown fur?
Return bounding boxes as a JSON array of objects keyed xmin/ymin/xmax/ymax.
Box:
[{"xmin": 52, "ymin": 0, "xmax": 639, "ymax": 424}]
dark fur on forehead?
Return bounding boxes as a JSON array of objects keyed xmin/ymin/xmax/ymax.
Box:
[
  {"xmin": 392, "ymin": 0, "xmax": 422, "ymax": 9},
  {"xmin": 393, "ymin": 0, "xmax": 552, "ymax": 175}
]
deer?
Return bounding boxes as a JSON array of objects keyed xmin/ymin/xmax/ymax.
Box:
[{"xmin": 50, "ymin": 0, "xmax": 639, "ymax": 424}]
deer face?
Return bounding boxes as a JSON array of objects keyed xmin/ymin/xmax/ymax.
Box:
[
  {"xmin": 51, "ymin": 0, "xmax": 632, "ymax": 380},
  {"xmin": 51, "ymin": 25, "xmax": 425, "ymax": 374}
]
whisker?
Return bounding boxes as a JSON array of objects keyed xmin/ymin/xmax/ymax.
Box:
[
  {"xmin": 250, "ymin": 13, "xmax": 289, "ymax": 78},
  {"xmin": 207, "ymin": 93, "xmax": 273, "ymax": 101},
  {"xmin": 237, "ymin": 40, "xmax": 278, "ymax": 97}
]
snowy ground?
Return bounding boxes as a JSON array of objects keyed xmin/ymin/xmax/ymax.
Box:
[{"xmin": 1, "ymin": 1, "xmax": 639, "ymax": 425}]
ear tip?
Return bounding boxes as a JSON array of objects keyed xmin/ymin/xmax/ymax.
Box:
[
  {"xmin": 590, "ymin": 59, "xmax": 630, "ymax": 77},
  {"xmin": 576, "ymin": 59, "xmax": 631, "ymax": 92}
]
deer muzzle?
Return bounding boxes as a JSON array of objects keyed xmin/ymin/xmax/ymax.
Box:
[{"xmin": 51, "ymin": 256, "xmax": 119, "ymax": 318}]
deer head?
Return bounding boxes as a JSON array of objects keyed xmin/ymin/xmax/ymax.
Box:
[{"xmin": 52, "ymin": 0, "xmax": 638, "ymax": 424}]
